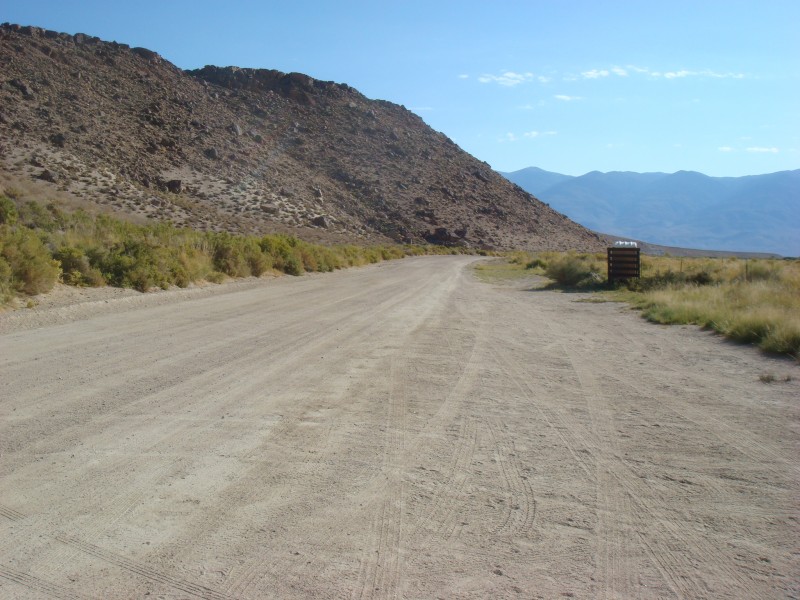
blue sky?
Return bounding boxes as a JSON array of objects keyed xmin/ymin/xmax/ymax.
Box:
[{"xmin": 3, "ymin": 0, "xmax": 798, "ymax": 177}]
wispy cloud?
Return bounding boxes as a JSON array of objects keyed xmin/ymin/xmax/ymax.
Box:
[
  {"xmin": 747, "ymin": 146, "xmax": 779, "ymax": 153},
  {"xmin": 645, "ymin": 67, "xmax": 745, "ymax": 80},
  {"xmin": 500, "ymin": 130, "xmax": 556, "ymax": 142},
  {"xmin": 473, "ymin": 65, "xmax": 747, "ymax": 88},
  {"xmin": 525, "ymin": 130, "xmax": 557, "ymax": 138},
  {"xmin": 580, "ymin": 65, "xmax": 746, "ymax": 80},
  {"xmin": 582, "ymin": 69, "xmax": 609, "ymax": 79},
  {"xmin": 458, "ymin": 74, "xmax": 469, "ymax": 79},
  {"xmin": 664, "ymin": 70, "xmax": 692, "ymax": 79},
  {"xmin": 718, "ymin": 146, "xmax": 735, "ymax": 152},
  {"xmin": 478, "ymin": 71, "xmax": 534, "ymax": 86},
  {"xmin": 554, "ymin": 94, "xmax": 582, "ymax": 101}
]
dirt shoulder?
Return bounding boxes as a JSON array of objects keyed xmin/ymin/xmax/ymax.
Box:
[{"xmin": 1, "ymin": 255, "xmax": 797, "ymax": 598}]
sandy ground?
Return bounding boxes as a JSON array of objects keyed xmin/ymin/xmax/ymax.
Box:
[{"xmin": 0, "ymin": 255, "xmax": 798, "ymax": 599}]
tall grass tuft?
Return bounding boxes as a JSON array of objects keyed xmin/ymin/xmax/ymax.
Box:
[{"xmin": 616, "ymin": 257, "xmax": 800, "ymax": 359}]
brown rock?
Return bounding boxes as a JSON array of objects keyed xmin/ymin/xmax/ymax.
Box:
[
  {"xmin": 38, "ymin": 169, "xmax": 59, "ymax": 182},
  {"xmin": 165, "ymin": 179, "xmax": 182, "ymax": 194}
]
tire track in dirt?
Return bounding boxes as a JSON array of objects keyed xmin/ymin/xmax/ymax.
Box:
[
  {"xmin": 0, "ymin": 503, "xmax": 25, "ymax": 522},
  {"xmin": 4, "ymin": 266, "xmax": 435, "ymax": 595},
  {"xmin": 56, "ymin": 536, "xmax": 230, "ymax": 599},
  {"xmin": 588, "ymin": 317, "xmax": 798, "ymax": 479},
  {"xmin": 223, "ymin": 270, "xmax": 459, "ymax": 599},
  {"xmin": 356, "ymin": 355, "xmax": 407, "ymax": 600},
  {"xmin": 482, "ymin": 335, "xmax": 594, "ymax": 479},
  {"xmin": 484, "ymin": 419, "xmax": 537, "ymax": 538},
  {"xmin": 0, "ymin": 565, "xmax": 87, "ymax": 600},
  {"xmin": 558, "ymin": 341, "xmax": 641, "ymax": 600},
  {"xmin": 409, "ymin": 418, "xmax": 478, "ymax": 550},
  {"xmin": 559, "ymin": 323, "xmax": 773, "ymax": 599}
]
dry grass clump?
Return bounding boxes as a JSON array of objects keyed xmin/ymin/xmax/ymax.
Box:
[
  {"xmin": 634, "ymin": 276, "xmax": 799, "ymax": 356},
  {"xmin": 615, "ymin": 256, "xmax": 800, "ymax": 358}
]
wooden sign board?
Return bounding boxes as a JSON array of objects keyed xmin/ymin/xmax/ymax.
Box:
[{"xmin": 607, "ymin": 247, "xmax": 641, "ymax": 281}]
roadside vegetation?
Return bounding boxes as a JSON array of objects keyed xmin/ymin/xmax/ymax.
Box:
[
  {"xmin": 478, "ymin": 251, "xmax": 800, "ymax": 360},
  {"xmin": 611, "ymin": 255, "xmax": 800, "ymax": 358},
  {"xmin": 0, "ymin": 192, "xmax": 479, "ymax": 307}
]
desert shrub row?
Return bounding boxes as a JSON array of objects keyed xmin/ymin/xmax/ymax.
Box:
[{"xmin": 0, "ymin": 195, "xmax": 476, "ymax": 304}]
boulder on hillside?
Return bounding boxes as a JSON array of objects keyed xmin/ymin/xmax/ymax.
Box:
[
  {"xmin": 165, "ymin": 179, "xmax": 182, "ymax": 194},
  {"xmin": 38, "ymin": 169, "xmax": 59, "ymax": 183},
  {"xmin": 424, "ymin": 227, "xmax": 463, "ymax": 246},
  {"xmin": 311, "ymin": 215, "xmax": 331, "ymax": 228}
]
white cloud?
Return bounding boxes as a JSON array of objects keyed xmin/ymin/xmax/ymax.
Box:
[
  {"xmin": 747, "ymin": 147, "xmax": 779, "ymax": 153},
  {"xmin": 658, "ymin": 68, "xmax": 745, "ymax": 80},
  {"xmin": 480, "ymin": 65, "xmax": 747, "ymax": 89},
  {"xmin": 718, "ymin": 146, "xmax": 735, "ymax": 152},
  {"xmin": 501, "ymin": 130, "xmax": 556, "ymax": 142},
  {"xmin": 478, "ymin": 71, "xmax": 534, "ymax": 86},
  {"xmin": 458, "ymin": 74, "xmax": 469, "ymax": 79},
  {"xmin": 582, "ymin": 69, "xmax": 609, "ymax": 79},
  {"xmin": 705, "ymin": 70, "xmax": 745, "ymax": 79},
  {"xmin": 554, "ymin": 94, "xmax": 582, "ymax": 101},
  {"xmin": 664, "ymin": 70, "xmax": 693, "ymax": 79}
]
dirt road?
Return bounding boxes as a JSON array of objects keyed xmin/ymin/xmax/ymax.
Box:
[{"xmin": 1, "ymin": 256, "xmax": 798, "ymax": 599}]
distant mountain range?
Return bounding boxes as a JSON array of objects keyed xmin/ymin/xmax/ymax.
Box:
[{"xmin": 501, "ymin": 167, "xmax": 800, "ymax": 256}]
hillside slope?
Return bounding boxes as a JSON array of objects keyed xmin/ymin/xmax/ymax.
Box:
[{"xmin": 0, "ymin": 23, "xmax": 603, "ymax": 252}]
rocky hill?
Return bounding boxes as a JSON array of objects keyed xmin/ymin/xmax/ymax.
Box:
[{"xmin": 0, "ymin": 23, "xmax": 603, "ymax": 251}]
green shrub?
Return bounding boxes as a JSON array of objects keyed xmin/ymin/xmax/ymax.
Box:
[
  {"xmin": 544, "ymin": 253, "xmax": 603, "ymax": 287},
  {"xmin": 260, "ymin": 235, "xmax": 304, "ymax": 275},
  {"xmin": 526, "ymin": 257, "xmax": 547, "ymax": 270},
  {"xmin": 212, "ymin": 233, "xmax": 250, "ymax": 277},
  {"xmin": 53, "ymin": 246, "xmax": 105, "ymax": 287},
  {"xmin": 0, "ymin": 255, "xmax": 13, "ymax": 303},
  {"xmin": 0, "ymin": 196, "xmax": 18, "ymax": 226},
  {"xmin": 0, "ymin": 225, "xmax": 60, "ymax": 294}
]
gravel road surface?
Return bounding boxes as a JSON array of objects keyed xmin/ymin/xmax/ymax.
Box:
[{"xmin": 1, "ymin": 256, "xmax": 798, "ymax": 598}]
